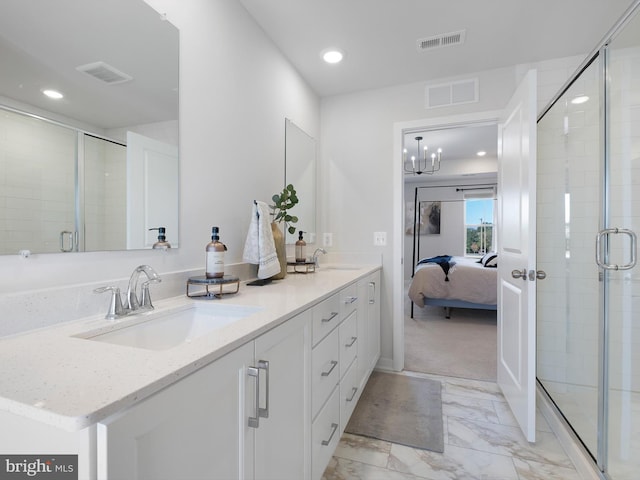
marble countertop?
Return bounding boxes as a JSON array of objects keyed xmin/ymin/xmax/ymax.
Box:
[{"xmin": 0, "ymin": 264, "xmax": 380, "ymax": 431}]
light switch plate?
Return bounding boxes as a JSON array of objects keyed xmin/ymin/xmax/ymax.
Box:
[
  {"xmin": 323, "ymin": 233, "xmax": 333, "ymax": 247},
  {"xmin": 373, "ymin": 231, "xmax": 387, "ymax": 246}
]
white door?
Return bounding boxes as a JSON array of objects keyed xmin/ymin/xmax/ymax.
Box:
[
  {"xmin": 126, "ymin": 131, "xmax": 179, "ymax": 249},
  {"xmin": 497, "ymin": 69, "xmax": 537, "ymax": 442}
]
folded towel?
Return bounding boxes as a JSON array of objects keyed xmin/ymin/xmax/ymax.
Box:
[{"xmin": 243, "ymin": 201, "xmax": 281, "ymax": 279}]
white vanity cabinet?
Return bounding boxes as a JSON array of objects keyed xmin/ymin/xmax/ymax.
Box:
[
  {"xmin": 356, "ymin": 270, "xmax": 381, "ymax": 392},
  {"xmin": 98, "ymin": 310, "xmax": 310, "ymax": 480}
]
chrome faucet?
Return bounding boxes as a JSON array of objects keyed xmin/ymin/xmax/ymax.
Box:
[
  {"xmin": 125, "ymin": 265, "xmax": 161, "ymax": 312},
  {"xmin": 312, "ymin": 248, "xmax": 327, "ymax": 267}
]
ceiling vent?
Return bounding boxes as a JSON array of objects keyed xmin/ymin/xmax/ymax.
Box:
[
  {"xmin": 76, "ymin": 61, "xmax": 133, "ymax": 85},
  {"xmin": 417, "ymin": 30, "xmax": 466, "ymax": 52},
  {"xmin": 425, "ymin": 78, "xmax": 478, "ymax": 109}
]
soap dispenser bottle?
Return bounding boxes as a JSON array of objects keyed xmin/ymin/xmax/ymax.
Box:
[
  {"xmin": 149, "ymin": 227, "xmax": 171, "ymax": 250},
  {"xmin": 295, "ymin": 231, "xmax": 306, "ymax": 263},
  {"xmin": 206, "ymin": 226, "xmax": 227, "ymax": 278}
]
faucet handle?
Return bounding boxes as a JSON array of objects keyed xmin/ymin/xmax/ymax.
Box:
[
  {"xmin": 139, "ymin": 279, "xmax": 159, "ymax": 310},
  {"xmin": 94, "ymin": 286, "xmax": 125, "ymax": 320}
]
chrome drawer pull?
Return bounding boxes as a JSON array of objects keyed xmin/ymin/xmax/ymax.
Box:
[
  {"xmin": 321, "ymin": 423, "xmax": 339, "ymax": 446},
  {"xmin": 321, "ymin": 360, "xmax": 338, "ymax": 377},
  {"xmin": 247, "ymin": 366, "xmax": 260, "ymax": 428},
  {"xmin": 258, "ymin": 360, "xmax": 269, "ymax": 419},
  {"xmin": 345, "ymin": 336, "xmax": 357, "ymax": 348},
  {"xmin": 346, "ymin": 387, "xmax": 358, "ymax": 402},
  {"xmin": 321, "ymin": 311, "xmax": 339, "ymax": 323},
  {"xmin": 344, "ymin": 296, "xmax": 358, "ymax": 304}
]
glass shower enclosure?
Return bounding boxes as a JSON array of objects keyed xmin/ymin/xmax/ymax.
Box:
[{"xmin": 536, "ymin": 5, "xmax": 640, "ymax": 479}]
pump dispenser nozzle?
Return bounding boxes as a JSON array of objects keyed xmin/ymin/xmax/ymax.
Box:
[{"xmin": 149, "ymin": 227, "xmax": 171, "ymax": 250}]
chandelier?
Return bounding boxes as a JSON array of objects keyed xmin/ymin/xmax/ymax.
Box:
[{"xmin": 403, "ymin": 136, "xmax": 442, "ymax": 175}]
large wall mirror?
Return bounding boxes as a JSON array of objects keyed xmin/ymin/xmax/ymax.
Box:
[
  {"xmin": 285, "ymin": 119, "xmax": 316, "ymax": 245},
  {"xmin": 0, "ymin": 0, "xmax": 179, "ymax": 255}
]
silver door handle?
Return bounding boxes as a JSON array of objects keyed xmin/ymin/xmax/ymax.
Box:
[
  {"xmin": 511, "ymin": 268, "xmax": 527, "ymax": 280},
  {"xmin": 368, "ymin": 282, "xmax": 376, "ymax": 304},
  {"xmin": 344, "ymin": 296, "xmax": 358, "ymax": 304},
  {"xmin": 596, "ymin": 228, "xmax": 637, "ymax": 270},
  {"xmin": 345, "ymin": 336, "xmax": 357, "ymax": 348},
  {"xmin": 534, "ymin": 270, "xmax": 546, "ymax": 280},
  {"xmin": 346, "ymin": 387, "xmax": 358, "ymax": 402},
  {"xmin": 60, "ymin": 231, "xmax": 75, "ymax": 252}
]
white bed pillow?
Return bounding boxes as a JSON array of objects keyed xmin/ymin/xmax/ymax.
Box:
[{"xmin": 479, "ymin": 252, "xmax": 498, "ymax": 267}]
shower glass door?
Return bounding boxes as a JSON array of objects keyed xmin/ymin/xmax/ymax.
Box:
[
  {"xmin": 536, "ymin": 55, "xmax": 602, "ymax": 461},
  {"xmin": 604, "ymin": 12, "xmax": 640, "ymax": 478},
  {"xmin": 537, "ymin": 6, "xmax": 640, "ymax": 478}
]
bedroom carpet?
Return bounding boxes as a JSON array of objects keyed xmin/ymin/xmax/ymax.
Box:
[
  {"xmin": 344, "ymin": 371, "xmax": 444, "ymax": 453},
  {"xmin": 404, "ymin": 304, "xmax": 497, "ymax": 381}
]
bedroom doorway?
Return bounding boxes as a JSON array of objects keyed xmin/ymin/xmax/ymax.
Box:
[{"xmin": 400, "ymin": 121, "xmax": 500, "ymax": 382}]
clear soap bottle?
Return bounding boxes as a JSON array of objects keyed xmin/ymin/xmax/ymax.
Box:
[
  {"xmin": 295, "ymin": 231, "xmax": 306, "ymax": 263},
  {"xmin": 150, "ymin": 227, "xmax": 171, "ymax": 250},
  {"xmin": 206, "ymin": 227, "xmax": 227, "ymax": 278}
]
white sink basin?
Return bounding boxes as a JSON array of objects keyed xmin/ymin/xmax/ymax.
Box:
[{"xmin": 77, "ymin": 303, "xmax": 262, "ymax": 351}]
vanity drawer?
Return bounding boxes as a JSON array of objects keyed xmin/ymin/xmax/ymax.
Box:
[
  {"xmin": 312, "ymin": 293, "xmax": 342, "ymax": 346},
  {"xmin": 311, "ymin": 386, "xmax": 340, "ymax": 480},
  {"xmin": 338, "ymin": 311, "xmax": 357, "ymax": 379},
  {"xmin": 340, "ymin": 358, "xmax": 360, "ymax": 433},
  {"xmin": 340, "ymin": 283, "xmax": 358, "ymax": 319},
  {"xmin": 311, "ymin": 328, "xmax": 340, "ymax": 418}
]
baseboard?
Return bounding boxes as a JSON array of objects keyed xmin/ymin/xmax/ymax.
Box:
[
  {"xmin": 536, "ymin": 385, "xmax": 605, "ymax": 480},
  {"xmin": 374, "ymin": 356, "xmax": 395, "ymax": 372}
]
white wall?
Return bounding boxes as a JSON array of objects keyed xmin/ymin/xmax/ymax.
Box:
[
  {"xmin": 319, "ymin": 57, "xmax": 585, "ymax": 368},
  {"xmin": 0, "ymin": 0, "xmax": 319, "ymax": 333}
]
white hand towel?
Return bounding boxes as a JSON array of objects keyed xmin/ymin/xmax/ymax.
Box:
[{"xmin": 242, "ymin": 201, "xmax": 281, "ymax": 279}]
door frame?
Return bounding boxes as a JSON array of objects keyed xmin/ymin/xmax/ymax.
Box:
[{"xmin": 392, "ymin": 110, "xmax": 502, "ymax": 371}]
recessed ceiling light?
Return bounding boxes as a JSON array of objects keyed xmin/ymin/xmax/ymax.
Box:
[
  {"xmin": 42, "ymin": 89, "xmax": 63, "ymax": 99},
  {"xmin": 322, "ymin": 49, "xmax": 344, "ymax": 64},
  {"xmin": 571, "ymin": 95, "xmax": 589, "ymax": 105},
  {"xmin": 477, "ymin": 151, "xmax": 486, "ymax": 157}
]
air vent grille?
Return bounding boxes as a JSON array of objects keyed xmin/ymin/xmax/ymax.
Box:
[
  {"xmin": 417, "ymin": 30, "xmax": 466, "ymax": 52},
  {"xmin": 76, "ymin": 61, "xmax": 133, "ymax": 85},
  {"xmin": 425, "ymin": 78, "xmax": 478, "ymax": 109}
]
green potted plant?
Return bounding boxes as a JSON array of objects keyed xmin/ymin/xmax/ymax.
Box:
[{"xmin": 270, "ymin": 184, "xmax": 299, "ymax": 279}]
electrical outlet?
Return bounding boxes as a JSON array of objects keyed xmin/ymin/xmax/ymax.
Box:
[
  {"xmin": 323, "ymin": 233, "xmax": 333, "ymax": 247},
  {"xmin": 308, "ymin": 232, "xmax": 316, "ymax": 244},
  {"xmin": 373, "ymin": 231, "xmax": 387, "ymax": 246}
]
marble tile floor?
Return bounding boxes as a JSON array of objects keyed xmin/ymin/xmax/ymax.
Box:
[{"xmin": 323, "ymin": 371, "xmax": 583, "ymax": 480}]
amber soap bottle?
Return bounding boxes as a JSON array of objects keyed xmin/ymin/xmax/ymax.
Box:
[{"xmin": 205, "ymin": 226, "xmax": 226, "ymax": 278}]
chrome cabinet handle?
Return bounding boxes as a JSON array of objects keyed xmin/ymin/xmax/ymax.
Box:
[
  {"xmin": 346, "ymin": 387, "xmax": 358, "ymax": 402},
  {"xmin": 248, "ymin": 366, "xmax": 260, "ymax": 428},
  {"xmin": 258, "ymin": 360, "xmax": 269, "ymax": 419},
  {"xmin": 321, "ymin": 423, "xmax": 339, "ymax": 446},
  {"xmin": 368, "ymin": 282, "xmax": 376, "ymax": 304},
  {"xmin": 321, "ymin": 360, "xmax": 338, "ymax": 377},
  {"xmin": 321, "ymin": 312, "xmax": 339, "ymax": 323},
  {"xmin": 511, "ymin": 268, "xmax": 527, "ymax": 280},
  {"xmin": 596, "ymin": 228, "xmax": 637, "ymax": 270},
  {"xmin": 344, "ymin": 296, "xmax": 358, "ymax": 304},
  {"xmin": 345, "ymin": 336, "xmax": 357, "ymax": 348}
]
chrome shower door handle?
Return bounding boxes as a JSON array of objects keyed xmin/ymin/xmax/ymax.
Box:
[{"xmin": 596, "ymin": 228, "xmax": 637, "ymax": 270}]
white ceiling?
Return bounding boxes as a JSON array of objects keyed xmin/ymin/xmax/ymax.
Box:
[{"xmin": 239, "ymin": 0, "xmax": 635, "ymax": 98}]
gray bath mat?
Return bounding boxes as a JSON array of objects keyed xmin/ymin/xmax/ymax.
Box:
[{"xmin": 345, "ymin": 371, "xmax": 444, "ymax": 453}]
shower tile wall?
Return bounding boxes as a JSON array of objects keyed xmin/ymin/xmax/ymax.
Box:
[{"xmin": 0, "ymin": 110, "xmax": 76, "ymax": 254}]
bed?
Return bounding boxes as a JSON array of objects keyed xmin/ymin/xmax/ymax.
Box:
[{"xmin": 408, "ymin": 254, "xmax": 498, "ymax": 318}]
